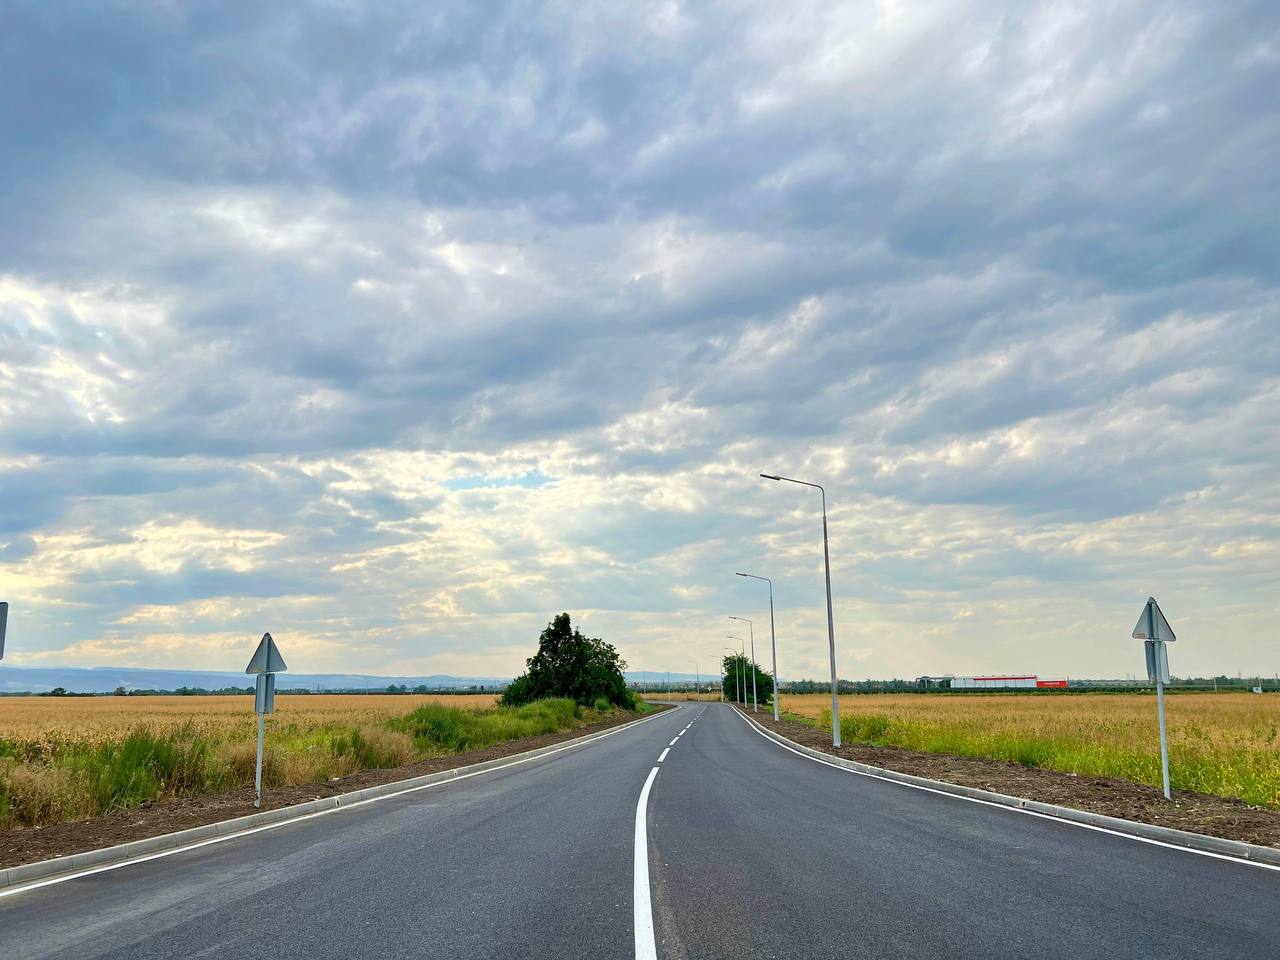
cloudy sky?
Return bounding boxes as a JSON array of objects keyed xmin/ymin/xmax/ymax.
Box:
[{"xmin": 1, "ymin": 1, "xmax": 1277, "ymax": 683}]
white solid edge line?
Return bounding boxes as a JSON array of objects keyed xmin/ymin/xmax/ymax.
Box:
[
  {"xmin": 634, "ymin": 766, "xmax": 660, "ymax": 960},
  {"xmin": 657, "ymin": 748, "xmax": 670, "ymax": 762},
  {"xmin": 1, "ymin": 706, "xmax": 680, "ymax": 900},
  {"xmin": 731, "ymin": 708, "xmax": 1280, "ymax": 874}
]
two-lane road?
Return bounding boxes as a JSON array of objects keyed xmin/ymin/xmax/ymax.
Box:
[
  {"xmin": 4, "ymin": 702, "xmax": 1277, "ymax": 959},
  {"xmin": 651, "ymin": 704, "xmax": 1279, "ymax": 959}
]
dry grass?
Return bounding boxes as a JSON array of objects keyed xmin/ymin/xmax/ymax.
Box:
[
  {"xmin": 779, "ymin": 691, "xmax": 1280, "ymax": 808},
  {"xmin": 0, "ymin": 693, "xmax": 499, "ymax": 742},
  {"xmin": 0, "ymin": 693, "xmax": 601, "ymax": 830}
]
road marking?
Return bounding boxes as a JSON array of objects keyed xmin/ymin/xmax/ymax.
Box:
[
  {"xmin": 730, "ymin": 708, "xmax": 1280, "ymax": 874},
  {"xmin": 634, "ymin": 766, "xmax": 660, "ymax": 960},
  {"xmin": 0, "ymin": 706, "xmax": 679, "ymax": 900},
  {"xmin": 669, "ymin": 738, "xmax": 679, "ymax": 746},
  {"xmin": 658, "ymin": 748, "xmax": 670, "ymax": 762}
]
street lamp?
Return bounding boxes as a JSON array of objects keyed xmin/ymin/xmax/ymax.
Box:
[
  {"xmin": 726, "ymin": 636, "xmax": 746, "ymax": 705},
  {"xmin": 737, "ymin": 573, "xmax": 779, "ymax": 722},
  {"xmin": 728, "ymin": 616, "xmax": 757, "ymax": 712},
  {"xmin": 760, "ymin": 472, "xmax": 842, "ymax": 748}
]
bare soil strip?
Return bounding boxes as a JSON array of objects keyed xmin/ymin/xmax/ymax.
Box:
[
  {"xmin": 0, "ymin": 707, "xmax": 661, "ymax": 870},
  {"xmin": 740, "ymin": 707, "xmax": 1280, "ymax": 848}
]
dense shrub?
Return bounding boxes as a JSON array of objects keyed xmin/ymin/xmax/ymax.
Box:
[
  {"xmin": 721, "ymin": 654, "xmax": 774, "ymax": 706},
  {"xmin": 502, "ymin": 613, "xmax": 634, "ymax": 708}
]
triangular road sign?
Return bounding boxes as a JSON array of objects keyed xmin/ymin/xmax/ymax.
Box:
[
  {"xmin": 1131, "ymin": 597, "xmax": 1176, "ymax": 643},
  {"xmin": 245, "ymin": 632, "xmax": 288, "ymax": 673}
]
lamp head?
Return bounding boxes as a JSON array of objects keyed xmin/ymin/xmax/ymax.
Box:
[{"xmin": 759, "ymin": 473, "xmax": 781, "ymax": 481}]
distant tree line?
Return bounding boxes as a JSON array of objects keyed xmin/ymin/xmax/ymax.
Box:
[
  {"xmin": 4, "ymin": 684, "xmax": 503, "ymax": 698},
  {"xmin": 781, "ymin": 676, "xmax": 1280, "ymax": 694}
]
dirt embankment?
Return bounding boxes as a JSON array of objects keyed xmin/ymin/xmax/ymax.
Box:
[
  {"xmin": 739, "ymin": 707, "xmax": 1280, "ymax": 848},
  {"xmin": 1, "ymin": 707, "xmax": 661, "ymax": 871}
]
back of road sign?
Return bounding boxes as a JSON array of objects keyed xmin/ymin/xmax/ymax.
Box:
[
  {"xmin": 245, "ymin": 632, "xmax": 287, "ymax": 674},
  {"xmin": 0, "ymin": 601, "xmax": 7, "ymax": 659},
  {"xmin": 255, "ymin": 673, "xmax": 277, "ymax": 714},
  {"xmin": 1132, "ymin": 597, "xmax": 1176, "ymax": 643},
  {"xmin": 1144, "ymin": 640, "xmax": 1170, "ymax": 684}
]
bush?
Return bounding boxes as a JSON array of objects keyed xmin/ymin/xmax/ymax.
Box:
[
  {"xmin": 721, "ymin": 654, "xmax": 774, "ymax": 706},
  {"xmin": 502, "ymin": 613, "xmax": 633, "ymax": 708}
]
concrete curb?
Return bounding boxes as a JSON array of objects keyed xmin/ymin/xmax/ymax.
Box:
[
  {"xmin": 1, "ymin": 705, "xmax": 673, "ymax": 892},
  {"xmin": 736, "ymin": 707, "xmax": 1280, "ymax": 869}
]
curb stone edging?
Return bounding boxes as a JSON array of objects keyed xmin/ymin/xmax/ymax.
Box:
[
  {"xmin": 735, "ymin": 707, "xmax": 1280, "ymax": 869},
  {"xmin": 1, "ymin": 705, "xmax": 674, "ymax": 892}
]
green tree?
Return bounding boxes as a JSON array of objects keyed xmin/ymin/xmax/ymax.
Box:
[
  {"xmin": 502, "ymin": 613, "xmax": 634, "ymax": 708},
  {"xmin": 721, "ymin": 654, "xmax": 773, "ymax": 706}
]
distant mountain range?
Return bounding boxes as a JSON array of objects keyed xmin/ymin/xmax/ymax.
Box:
[
  {"xmin": 0, "ymin": 664, "xmax": 709, "ymax": 694},
  {"xmin": 0, "ymin": 665, "xmax": 510, "ymax": 694}
]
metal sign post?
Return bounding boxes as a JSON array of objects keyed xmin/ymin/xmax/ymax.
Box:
[
  {"xmin": 1132, "ymin": 598, "xmax": 1176, "ymax": 800},
  {"xmin": 0, "ymin": 601, "xmax": 8, "ymax": 660},
  {"xmin": 245, "ymin": 632, "xmax": 287, "ymax": 808}
]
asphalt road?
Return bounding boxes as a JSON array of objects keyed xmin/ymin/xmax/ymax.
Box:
[{"xmin": 3, "ymin": 702, "xmax": 1278, "ymax": 959}]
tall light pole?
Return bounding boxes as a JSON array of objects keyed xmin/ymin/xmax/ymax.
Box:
[
  {"xmin": 728, "ymin": 616, "xmax": 757, "ymax": 712},
  {"xmin": 726, "ymin": 636, "xmax": 745, "ymax": 705},
  {"xmin": 761, "ymin": 472, "xmax": 842, "ymax": 748},
  {"xmin": 737, "ymin": 573, "xmax": 779, "ymax": 722}
]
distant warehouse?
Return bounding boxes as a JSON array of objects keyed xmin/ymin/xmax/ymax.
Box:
[{"xmin": 949, "ymin": 675, "xmax": 1068, "ymax": 690}]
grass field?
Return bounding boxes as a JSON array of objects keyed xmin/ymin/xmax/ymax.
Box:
[
  {"xmin": 0, "ymin": 693, "xmax": 619, "ymax": 830},
  {"xmin": 0, "ymin": 693, "xmax": 500, "ymax": 740},
  {"xmin": 778, "ymin": 692, "xmax": 1280, "ymax": 809}
]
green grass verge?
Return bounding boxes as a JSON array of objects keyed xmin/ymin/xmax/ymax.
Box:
[
  {"xmin": 0, "ymin": 698, "xmax": 631, "ymax": 830},
  {"xmin": 785, "ymin": 709, "xmax": 1280, "ymax": 809}
]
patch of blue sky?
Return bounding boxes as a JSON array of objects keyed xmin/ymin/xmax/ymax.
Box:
[{"xmin": 443, "ymin": 471, "xmax": 553, "ymax": 491}]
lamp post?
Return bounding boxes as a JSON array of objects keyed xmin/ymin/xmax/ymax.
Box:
[
  {"xmin": 737, "ymin": 573, "xmax": 779, "ymax": 722},
  {"xmin": 726, "ymin": 636, "xmax": 745, "ymax": 705},
  {"xmin": 728, "ymin": 616, "xmax": 757, "ymax": 712},
  {"xmin": 760, "ymin": 472, "xmax": 842, "ymax": 748}
]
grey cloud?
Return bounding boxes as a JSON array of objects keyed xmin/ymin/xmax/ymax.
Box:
[{"xmin": 0, "ymin": 2, "xmax": 1276, "ymax": 677}]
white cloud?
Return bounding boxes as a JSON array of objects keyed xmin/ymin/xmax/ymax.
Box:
[{"xmin": 0, "ymin": 1, "xmax": 1276, "ymax": 682}]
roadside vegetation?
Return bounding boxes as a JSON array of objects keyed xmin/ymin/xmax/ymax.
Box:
[
  {"xmin": 502, "ymin": 613, "xmax": 637, "ymax": 709},
  {"xmin": 0, "ymin": 694, "xmax": 632, "ymax": 830},
  {"xmin": 721, "ymin": 654, "xmax": 773, "ymax": 706},
  {"xmin": 780, "ymin": 691, "xmax": 1280, "ymax": 809}
]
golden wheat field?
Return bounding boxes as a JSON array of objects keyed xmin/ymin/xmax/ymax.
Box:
[
  {"xmin": 0, "ymin": 691, "xmax": 582, "ymax": 830},
  {"xmin": 0, "ymin": 693, "xmax": 500, "ymax": 741},
  {"xmin": 778, "ymin": 691, "xmax": 1280, "ymax": 808}
]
